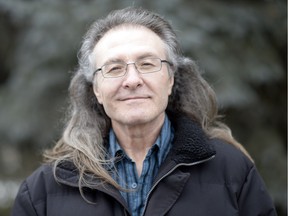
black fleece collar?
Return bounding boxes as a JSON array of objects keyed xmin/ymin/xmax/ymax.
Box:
[{"xmin": 167, "ymin": 112, "xmax": 216, "ymax": 164}]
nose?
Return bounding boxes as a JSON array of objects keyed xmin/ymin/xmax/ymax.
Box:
[{"xmin": 122, "ymin": 63, "xmax": 144, "ymax": 89}]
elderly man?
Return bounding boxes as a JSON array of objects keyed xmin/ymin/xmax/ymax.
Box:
[{"xmin": 12, "ymin": 7, "xmax": 277, "ymax": 216}]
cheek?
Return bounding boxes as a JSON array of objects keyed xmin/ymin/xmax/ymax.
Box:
[
  {"xmin": 93, "ymin": 79, "xmax": 121, "ymax": 106},
  {"xmin": 155, "ymin": 80, "xmax": 173, "ymax": 106}
]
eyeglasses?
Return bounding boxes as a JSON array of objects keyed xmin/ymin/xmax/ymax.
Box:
[{"xmin": 93, "ymin": 58, "xmax": 172, "ymax": 78}]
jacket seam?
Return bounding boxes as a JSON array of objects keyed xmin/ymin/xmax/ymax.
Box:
[
  {"xmin": 237, "ymin": 164, "xmax": 255, "ymax": 201},
  {"xmin": 22, "ymin": 180, "xmax": 39, "ymax": 215}
]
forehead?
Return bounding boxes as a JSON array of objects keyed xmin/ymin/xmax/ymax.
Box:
[{"xmin": 91, "ymin": 25, "xmax": 167, "ymax": 65}]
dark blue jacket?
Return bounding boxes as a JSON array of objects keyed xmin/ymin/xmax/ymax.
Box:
[{"xmin": 12, "ymin": 114, "xmax": 277, "ymax": 216}]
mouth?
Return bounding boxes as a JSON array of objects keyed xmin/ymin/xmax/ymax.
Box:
[{"xmin": 119, "ymin": 96, "xmax": 150, "ymax": 101}]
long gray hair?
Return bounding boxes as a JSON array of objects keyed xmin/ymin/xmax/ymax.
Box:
[{"xmin": 44, "ymin": 7, "xmax": 252, "ymax": 190}]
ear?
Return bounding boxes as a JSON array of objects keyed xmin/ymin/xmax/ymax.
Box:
[
  {"xmin": 93, "ymin": 83, "xmax": 103, "ymax": 104},
  {"xmin": 168, "ymin": 76, "xmax": 174, "ymax": 96}
]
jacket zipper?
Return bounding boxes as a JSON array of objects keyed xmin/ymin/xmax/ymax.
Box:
[{"xmin": 140, "ymin": 155, "xmax": 215, "ymax": 216}]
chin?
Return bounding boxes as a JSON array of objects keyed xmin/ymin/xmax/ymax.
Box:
[
  {"xmin": 122, "ymin": 115, "xmax": 151, "ymax": 126},
  {"xmin": 119, "ymin": 111, "xmax": 165, "ymax": 127}
]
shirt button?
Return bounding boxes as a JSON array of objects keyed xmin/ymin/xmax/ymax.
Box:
[{"xmin": 131, "ymin": 183, "xmax": 137, "ymax": 189}]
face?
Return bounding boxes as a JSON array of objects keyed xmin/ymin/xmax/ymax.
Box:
[{"xmin": 92, "ymin": 26, "xmax": 174, "ymax": 128}]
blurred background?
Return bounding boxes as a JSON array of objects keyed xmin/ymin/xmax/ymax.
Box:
[{"xmin": 0, "ymin": 0, "xmax": 286, "ymax": 215}]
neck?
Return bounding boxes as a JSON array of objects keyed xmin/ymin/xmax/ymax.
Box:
[{"xmin": 111, "ymin": 114, "xmax": 165, "ymax": 176}]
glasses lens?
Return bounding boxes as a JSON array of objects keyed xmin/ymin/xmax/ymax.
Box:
[
  {"xmin": 100, "ymin": 58, "xmax": 164, "ymax": 78},
  {"xmin": 136, "ymin": 58, "xmax": 161, "ymax": 74},
  {"xmin": 102, "ymin": 63, "xmax": 126, "ymax": 78}
]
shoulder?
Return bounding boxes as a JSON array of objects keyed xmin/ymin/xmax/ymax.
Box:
[
  {"xmin": 211, "ymin": 138, "xmax": 253, "ymax": 169},
  {"xmin": 203, "ymin": 138, "xmax": 258, "ymax": 185},
  {"xmin": 208, "ymin": 139, "xmax": 276, "ymax": 214},
  {"xmin": 17, "ymin": 164, "xmax": 57, "ymax": 202},
  {"xmin": 12, "ymin": 164, "xmax": 57, "ymax": 215},
  {"xmin": 26, "ymin": 163, "xmax": 55, "ymax": 186}
]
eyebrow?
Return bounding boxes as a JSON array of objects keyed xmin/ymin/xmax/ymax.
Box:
[
  {"xmin": 136, "ymin": 53, "xmax": 159, "ymax": 60},
  {"xmin": 102, "ymin": 52, "xmax": 160, "ymax": 66},
  {"xmin": 102, "ymin": 58, "xmax": 124, "ymax": 65}
]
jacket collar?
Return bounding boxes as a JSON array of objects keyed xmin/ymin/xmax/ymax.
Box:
[
  {"xmin": 55, "ymin": 112, "xmax": 216, "ymax": 185},
  {"xmin": 167, "ymin": 112, "xmax": 216, "ymax": 164}
]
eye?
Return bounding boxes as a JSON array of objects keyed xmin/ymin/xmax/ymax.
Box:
[
  {"xmin": 139, "ymin": 59, "xmax": 156, "ymax": 68},
  {"xmin": 105, "ymin": 64, "xmax": 125, "ymax": 74}
]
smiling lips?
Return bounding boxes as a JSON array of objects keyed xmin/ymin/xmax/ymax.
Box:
[{"xmin": 119, "ymin": 96, "xmax": 150, "ymax": 101}]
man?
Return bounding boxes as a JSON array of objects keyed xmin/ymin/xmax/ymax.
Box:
[{"xmin": 12, "ymin": 7, "xmax": 277, "ymax": 216}]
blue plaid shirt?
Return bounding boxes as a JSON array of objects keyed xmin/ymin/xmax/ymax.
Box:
[{"xmin": 108, "ymin": 115, "xmax": 174, "ymax": 216}]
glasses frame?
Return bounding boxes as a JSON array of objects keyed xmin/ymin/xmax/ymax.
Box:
[{"xmin": 93, "ymin": 58, "xmax": 172, "ymax": 78}]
